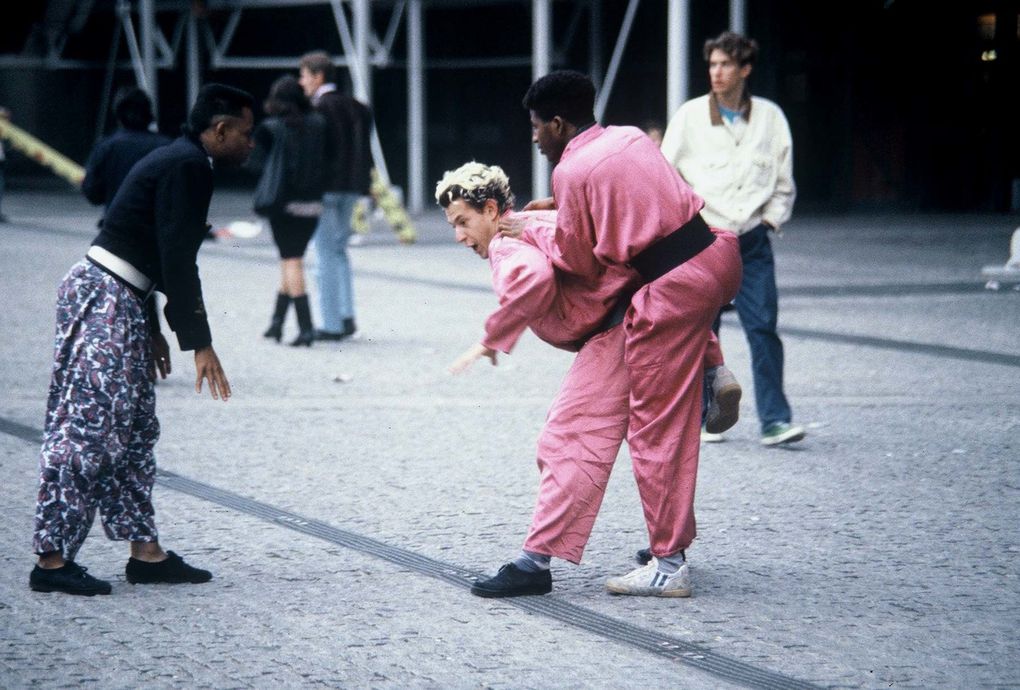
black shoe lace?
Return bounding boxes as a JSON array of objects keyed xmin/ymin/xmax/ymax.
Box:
[{"xmin": 65, "ymin": 562, "xmax": 88, "ymax": 578}]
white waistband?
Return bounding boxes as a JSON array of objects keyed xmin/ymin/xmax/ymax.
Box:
[{"xmin": 86, "ymin": 245, "xmax": 153, "ymax": 292}]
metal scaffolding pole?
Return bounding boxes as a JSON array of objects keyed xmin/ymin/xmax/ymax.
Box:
[
  {"xmin": 407, "ymin": 0, "xmax": 425, "ymax": 214},
  {"xmin": 666, "ymin": 0, "xmax": 690, "ymax": 119},
  {"xmin": 186, "ymin": 9, "xmax": 201, "ymax": 109},
  {"xmin": 594, "ymin": 0, "xmax": 638, "ymax": 122},
  {"xmin": 116, "ymin": 1, "xmax": 148, "ymax": 94},
  {"xmin": 353, "ymin": 0, "xmax": 371, "ymax": 104},
  {"xmin": 331, "ymin": 0, "xmax": 390, "ymax": 185},
  {"xmin": 140, "ymin": 0, "xmax": 158, "ymax": 118},
  {"xmin": 531, "ymin": 0, "xmax": 551, "ymax": 201},
  {"xmin": 729, "ymin": 0, "xmax": 746, "ymax": 36},
  {"xmin": 588, "ymin": 0, "xmax": 603, "ymax": 89}
]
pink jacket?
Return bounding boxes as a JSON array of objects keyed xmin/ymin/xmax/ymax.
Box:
[
  {"xmin": 550, "ymin": 125, "xmax": 705, "ymax": 279},
  {"xmin": 482, "ymin": 211, "xmax": 640, "ymax": 353}
]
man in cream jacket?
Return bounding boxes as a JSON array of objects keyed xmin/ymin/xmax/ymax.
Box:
[{"xmin": 661, "ymin": 31, "xmax": 804, "ymax": 446}]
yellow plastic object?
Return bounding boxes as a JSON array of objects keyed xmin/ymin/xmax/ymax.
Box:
[
  {"xmin": 369, "ymin": 168, "xmax": 417, "ymax": 245},
  {"xmin": 0, "ymin": 118, "xmax": 85, "ymax": 187},
  {"xmin": 351, "ymin": 197, "xmax": 369, "ymax": 235}
]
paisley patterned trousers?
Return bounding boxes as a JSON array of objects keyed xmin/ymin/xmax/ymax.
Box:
[{"xmin": 33, "ymin": 260, "xmax": 160, "ymax": 559}]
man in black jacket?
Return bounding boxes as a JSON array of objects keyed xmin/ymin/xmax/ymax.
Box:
[
  {"xmin": 298, "ymin": 51, "xmax": 373, "ymax": 340},
  {"xmin": 29, "ymin": 84, "xmax": 254, "ymax": 597}
]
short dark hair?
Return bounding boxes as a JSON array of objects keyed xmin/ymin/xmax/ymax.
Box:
[
  {"xmin": 522, "ymin": 70, "xmax": 596, "ymax": 126},
  {"xmin": 264, "ymin": 75, "xmax": 310, "ymax": 120},
  {"xmin": 703, "ymin": 31, "xmax": 758, "ymax": 67},
  {"xmin": 187, "ymin": 83, "xmax": 255, "ymax": 134},
  {"xmin": 299, "ymin": 50, "xmax": 336, "ymax": 83},
  {"xmin": 113, "ymin": 86, "xmax": 154, "ymax": 131}
]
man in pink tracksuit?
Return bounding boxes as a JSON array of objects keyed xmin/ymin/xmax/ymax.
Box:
[
  {"xmin": 437, "ymin": 161, "xmax": 736, "ymax": 598},
  {"xmin": 520, "ymin": 71, "xmax": 743, "ymax": 597}
]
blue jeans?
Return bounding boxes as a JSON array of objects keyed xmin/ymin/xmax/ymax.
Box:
[
  {"xmin": 715, "ymin": 224, "xmax": 792, "ymax": 432},
  {"xmin": 312, "ymin": 192, "xmax": 360, "ymax": 331}
]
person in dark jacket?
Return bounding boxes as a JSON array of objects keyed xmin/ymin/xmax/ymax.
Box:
[
  {"xmin": 251, "ymin": 75, "xmax": 328, "ymax": 347},
  {"xmin": 29, "ymin": 83, "xmax": 254, "ymax": 597},
  {"xmin": 81, "ymin": 86, "xmax": 171, "ymax": 216},
  {"xmin": 298, "ymin": 51, "xmax": 373, "ymax": 341}
]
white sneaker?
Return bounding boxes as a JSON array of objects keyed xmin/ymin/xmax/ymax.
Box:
[{"xmin": 605, "ymin": 559, "xmax": 692, "ymax": 597}]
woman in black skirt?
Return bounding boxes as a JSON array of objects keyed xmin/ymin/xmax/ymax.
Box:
[{"xmin": 251, "ymin": 75, "xmax": 327, "ymax": 346}]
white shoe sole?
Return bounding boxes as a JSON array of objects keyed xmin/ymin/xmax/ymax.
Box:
[
  {"xmin": 605, "ymin": 581, "xmax": 692, "ymax": 597},
  {"xmin": 700, "ymin": 430, "xmax": 725, "ymax": 443}
]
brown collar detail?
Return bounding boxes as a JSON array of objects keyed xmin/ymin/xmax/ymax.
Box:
[{"xmin": 708, "ymin": 91, "xmax": 752, "ymax": 126}]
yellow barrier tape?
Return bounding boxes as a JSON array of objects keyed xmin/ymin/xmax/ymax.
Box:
[
  {"xmin": 0, "ymin": 119, "xmax": 85, "ymax": 187},
  {"xmin": 349, "ymin": 168, "xmax": 417, "ymax": 244}
]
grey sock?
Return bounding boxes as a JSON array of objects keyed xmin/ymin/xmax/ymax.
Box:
[
  {"xmin": 656, "ymin": 549, "xmax": 686, "ymax": 575},
  {"xmin": 513, "ymin": 550, "xmax": 551, "ymax": 573}
]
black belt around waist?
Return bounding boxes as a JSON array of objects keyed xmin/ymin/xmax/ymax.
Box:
[
  {"xmin": 628, "ymin": 213, "xmax": 715, "ymax": 284},
  {"xmin": 573, "ymin": 214, "xmax": 716, "ymax": 349}
]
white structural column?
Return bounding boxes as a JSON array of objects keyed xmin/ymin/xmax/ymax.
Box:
[
  {"xmin": 729, "ymin": 0, "xmax": 746, "ymax": 35},
  {"xmin": 140, "ymin": 0, "xmax": 158, "ymax": 118},
  {"xmin": 531, "ymin": 0, "xmax": 551, "ymax": 201},
  {"xmin": 666, "ymin": 0, "xmax": 690, "ymax": 119},
  {"xmin": 407, "ymin": 0, "xmax": 425, "ymax": 214}
]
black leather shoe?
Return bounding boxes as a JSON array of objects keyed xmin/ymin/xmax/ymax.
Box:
[
  {"xmin": 263, "ymin": 323, "xmax": 283, "ymax": 342},
  {"xmin": 635, "ymin": 548, "xmax": 653, "ymax": 565},
  {"xmin": 315, "ymin": 329, "xmax": 346, "ymax": 341},
  {"xmin": 289, "ymin": 330, "xmax": 314, "ymax": 347},
  {"xmin": 125, "ymin": 551, "xmax": 212, "ymax": 584},
  {"xmin": 30, "ymin": 562, "xmax": 112, "ymax": 596},
  {"xmin": 470, "ymin": 563, "xmax": 552, "ymax": 598}
]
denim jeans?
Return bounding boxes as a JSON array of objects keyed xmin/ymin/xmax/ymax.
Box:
[
  {"xmin": 714, "ymin": 224, "xmax": 792, "ymax": 431},
  {"xmin": 312, "ymin": 191, "xmax": 360, "ymax": 332}
]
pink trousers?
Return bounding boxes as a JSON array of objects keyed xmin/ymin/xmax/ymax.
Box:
[{"xmin": 523, "ymin": 231, "xmax": 741, "ymax": 563}]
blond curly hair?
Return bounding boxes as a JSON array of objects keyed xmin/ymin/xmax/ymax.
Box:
[{"xmin": 434, "ymin": 161, "xmax": 515, "ymax": 213}]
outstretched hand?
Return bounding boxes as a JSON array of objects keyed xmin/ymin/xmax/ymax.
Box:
[
  {"xmin": 522, "ymin": 196, "xmax": 555, "ymax": 212},
  {"xmin": 448, "ymin": 343, "xmax": 498, "ymax": 374},
  {"xmin": 194, "ymin": 346, "xmax": 231, "ymax": 401}
]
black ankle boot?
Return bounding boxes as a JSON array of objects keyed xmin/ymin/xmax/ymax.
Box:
[
  {"xmin": 290, "ymin": 294, "xmax": 315, "ymax": 347},
  {"xmin": 342, "ymin": 317, "xmax": 357, "ymax": 337},
  {"xmin": 263, "ymin": 293, "xmax": 290, "ymax": 342}
]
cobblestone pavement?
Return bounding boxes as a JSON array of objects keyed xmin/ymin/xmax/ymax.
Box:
[{"xmin": 1, "ymin": 190, "xmax": 1018, "ymax": 689}]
